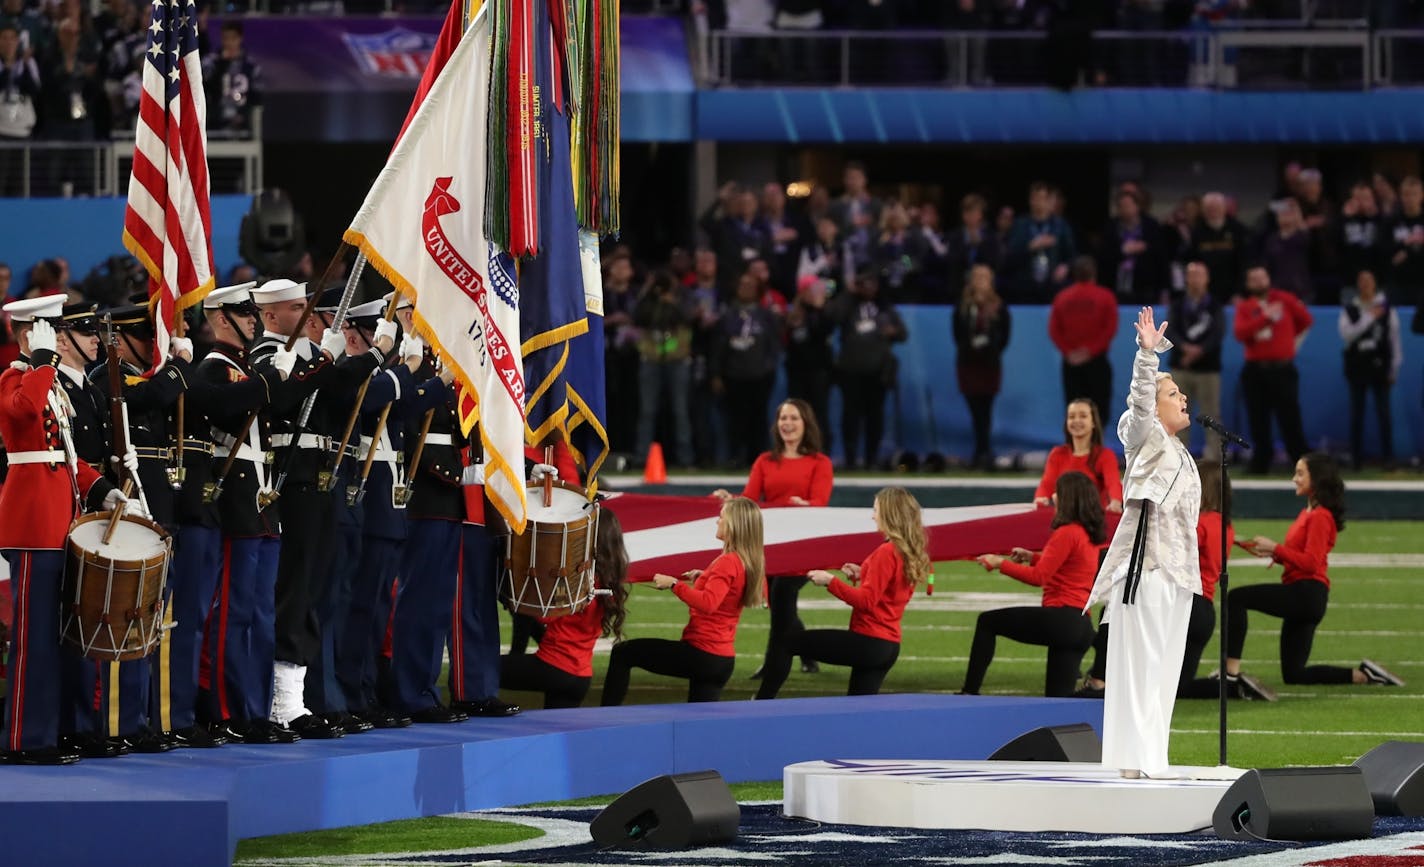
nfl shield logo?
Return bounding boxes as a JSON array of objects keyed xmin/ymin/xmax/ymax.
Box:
[{"xmin": 343, "ymin": 28, "xmax": 439, "ymax": 77}]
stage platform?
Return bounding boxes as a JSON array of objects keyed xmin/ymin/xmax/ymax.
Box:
[
  {"xmin": 0, "ymin": 694, "xmax": 1099, "ymax": 867},
  {"xmin": 786, "ymin": 759, "xmax": 1244, "ymax": 834}
]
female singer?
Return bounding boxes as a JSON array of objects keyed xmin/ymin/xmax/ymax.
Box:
[
  {"xmin": 754, "ymin": 487, "xmax": 930, "ymax": 699},
  {"xmin": 600, "ymin": 497, "xmax": 765, "ymax": 705},
  {"xmin": 1228, "ymin": 453, "xmax": 1403, "ymax": 690},
  {"xmin": 498, "ymin": 511, "xmax": 630, "ymax": 709},
  {"xmin": 712, "ymin": 398, "xmax": 832, "ymax": 678},
  {"xmin": 965, "ymin": 472, "xmax": 1103, "ymax": 697},
  {"xmin": 1034, "ymin": 399, "xmax": 1124, "ymax": 513}
]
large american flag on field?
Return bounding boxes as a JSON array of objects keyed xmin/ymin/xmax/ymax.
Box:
[{"xmin": 121, "ymin": 0, "xmax": 215, "ymax": 374}]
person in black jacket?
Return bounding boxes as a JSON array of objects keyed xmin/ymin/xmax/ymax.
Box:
[
  {"xmin": 1188, "ymin": 192, "xmax": 1249, "ymax": 302},
  {"xmin": 1338, "ymin": 270, "xmax": 1402, "ymax": 468},
  {"xmin": 1098, "ymin": 187, "xmax": 1170, "ymax": 305},
  {"xmin": 952, "ymin": 265, "xmax": 1011, "ymax": 470},
  {"xmin": 711, "ymin": 270, "xmax": 782, "ymax": 468},
  {"xmin": 1165, "ymin": 261, "xmax": 1226, "ymax": 457},
  {"xmin": 785, "ymin": 274, "xmax": 836, "ymax": 449},
  {"xmin": 830, "ymin": 269, "xmax": 907, "ymax": 469}
]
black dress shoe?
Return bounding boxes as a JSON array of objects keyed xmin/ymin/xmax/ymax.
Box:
[
  {"xmin": 409, "ymin": 705, "xmax": 468, "ymax": 724},
  {"xmin": 3, "ymin": 746, "xmax": 81, "ymax": 765},
  {"xmin": 207, "ymin": 721, "xmax": 243, "ymax": 744},
  {"xmin": 287, "ymin": 714, "xmax": 344, "ymax": 739},
  {"xmin": 168, "ymin": 725, "xmax": 224, "ymax": 749},
  {"xmin": 115, "ymin": 731, "xmax": 175, "ymax": 753},
  {"xmin": 63, "ymin": 733, "xmax": 126, "ymax": 759},
  {"xmin": 327, "ymin": 712, "xmax": 374, "ymax": 735},
  {"xmin": 450, "ymin": 698, "xmax": 521, "ymax": 717},
  {"xmin": 354, "ymin": 707, "xmax": 411, "ymax": 729},
  {"xmin": 230, "ymin": 719, "xmax": 301, "ymax": 744}
]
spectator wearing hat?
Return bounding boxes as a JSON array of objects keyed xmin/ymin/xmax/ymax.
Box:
[
  {"xmin": 1048, "ymin": 256, "xmax": 1118, "ymax": 429},
  {"xmin": 829, "ymin": 269, "xmax": 907, "ymax": 470},
  {"xmin": 0, "ymin": 295, "xmax": 126, "ymax": 764}
]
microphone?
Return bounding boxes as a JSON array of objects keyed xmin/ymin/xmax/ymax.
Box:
[{"xmin": 1196, "ymin": 414, "xmax": 1251, "ymax": 449}]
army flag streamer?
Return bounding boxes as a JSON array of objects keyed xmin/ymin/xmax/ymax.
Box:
[{"xmin": 344, "ymin": 8, "xmax": 529, "ymax": 533}]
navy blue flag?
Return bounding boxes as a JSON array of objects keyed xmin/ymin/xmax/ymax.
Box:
[{"xmin": 565, "ymin": 244, "xmax": 608, "ymax": 487}]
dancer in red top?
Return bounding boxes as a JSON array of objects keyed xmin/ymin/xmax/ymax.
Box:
[
  {"xmin": 963, "ymin": 471, "xmax": 1103, "ymax": 697},
  {"xmin": 498, "ymin": 510, "xmax": 629, "ymax": 709},
  {"xmin": 1227, "ymin": 453, "xmax": 1403, "ymax": 689},
  {"xmin": 1034, "ymin": 399, "xmax": 1123, "ymax": 513},
  {"xmin": 755, "ymin": 487, "xmax": 930, "ymax": 699},
  {"xmin": 600, "ymin": 497, "xmax": 765, "ymax": 705},
  {"xmin": 713, "ymin": 398, "xmax": 832, "ymax": 678}
]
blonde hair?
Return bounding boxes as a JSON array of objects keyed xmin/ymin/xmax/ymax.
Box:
[
  {"xmin": 875, "ymin": 487, "xmax": 931, "ymax": 587},
  {"xmin": 720, "ymin": 497, "xmax": 766, "ymax": 608}
]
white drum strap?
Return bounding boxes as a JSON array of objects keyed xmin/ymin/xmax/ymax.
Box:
[
  {"xmin": 48, "ymin": 385, "xmax": 82, "ymax": 503},
  {"xmin": 208, "ymin": 352, "xmax": 271, "ymax": 498}
]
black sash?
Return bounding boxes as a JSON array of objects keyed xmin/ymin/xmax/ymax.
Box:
[{"xmin": 1122, "ymin": 501, "xmax": 1152, "ymax": 606}]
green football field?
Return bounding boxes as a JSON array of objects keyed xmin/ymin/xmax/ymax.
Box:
[{"xmin": 238, "ymin": 517, "xmax": 1423, "ymax": 862}]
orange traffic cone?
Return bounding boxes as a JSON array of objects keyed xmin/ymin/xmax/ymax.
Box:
[{"xmin": 643, "ymin": 442, "xmax": 668, "ymax": 485}]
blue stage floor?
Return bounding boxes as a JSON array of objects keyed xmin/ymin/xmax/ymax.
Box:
[{"xmin": 0, "ymin": 694, "xmax": 1101, "ymax": 867}]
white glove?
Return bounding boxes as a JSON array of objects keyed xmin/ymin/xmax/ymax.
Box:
[
  {"xmin": 126, "ymin": 495, "xmax": 151, "ymax": 520},
  {"xmin": 29, "ymin": 318, "xmax": 57, "ymax": 354},
  {"xmin": 374, "ymin": 319, "xmax": 398, "ymax": 343},
  {"xmin": 320, "ymin": 328, "xmax": 347, "ymax": 359},
  {"xmin": 110, "ymin": 443, "xmax": 140, "ymax": 478},
  {"xmin": 271, "ymin": 346, "xmax": 297, "ymax": 378},
  {"xmin": 102, "ymin": 488, "xmax": 128, "ymax": 512},
  {"xmin": 461, "ymin": 463, "xmax": 485, "ymax": 486},
  {"xmin": 530, "ymin": 463, "xmax": 558, "ymax": 483},
  {"xmin": 169, "ymin": 336, "xmax": 193, "ymax": 359},
  {"xmin": 399, "ymin": 335, "xmax": 425, "ymax": 362}
]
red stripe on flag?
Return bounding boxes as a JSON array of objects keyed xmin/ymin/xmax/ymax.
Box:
[{"xmin": 506, "ymin": 0, "xmax": 538, "ymax": 257}]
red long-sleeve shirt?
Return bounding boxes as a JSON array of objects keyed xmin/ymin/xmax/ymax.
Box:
[
  {"xmin": 1048, "ymin": 281, "xmax": 1119, "ymax": 360},
  {"xmin": 741, "ymin": 452, "xmax": 834, "ymax": 506},
  {"xmin": 673, "ymin": 551, "xmax": 747, "ymax": 656},
  {"xmin": 1271, "ymin": 506, "xmax": 1337, "ymax": 589},
  {"xmin": 827, "ymin": 542, "xmax": 913, "ymax": 643},
  {"xmin": 1233, "ymin": 290, "xmax": 1313, "ymax": 363},
  {"xmin": 997, "ymin": 523, "xmax": 1098, "ymax": 609},
  {"xmin": 1196, "ymin": 511, "xmax": 1235, "ymax": 602},
  {"xmin": 535, "ymin": 596, "xmax": 604, "ymax": 678},
  {"xmin": 1033, "ymin": 445, "xmax": 1123, "ymax": 509}
]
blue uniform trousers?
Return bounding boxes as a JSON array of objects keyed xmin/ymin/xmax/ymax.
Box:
[{"xmin": 387, "ymin": 518, "xmax": 459, "ymax": 712}]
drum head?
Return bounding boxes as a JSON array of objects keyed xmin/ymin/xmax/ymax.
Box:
[
  {"xmin": 69, "ymin": 516, "xmax": 167, "ymax": 560},
  {"xmin": 526, "ymin": 484, "xmax": 594, "ymax": 524}
]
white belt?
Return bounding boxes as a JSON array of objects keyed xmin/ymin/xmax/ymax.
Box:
[
  {"xmin": 358, "ymin": 435, "xmax": 400, "ymax": 464},
  {"xmin": 271, "ymin": 433, "xmax": 326, "ymax": 450},
  {"xmin": 6, "ymin": 449, "xmax": 67, "ymax": 466},
  {"xmin": 423, "ymin": 433, "xmax": 454, "ymax": 446},
  {"xmin": 214, "ymin": 443, "xmax": 268, "ymax": 463}
]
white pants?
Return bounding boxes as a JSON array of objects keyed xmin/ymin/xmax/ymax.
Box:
[{"xmin": 1101, "ymin": 572, "xmax": 1193, "ymax": 775}]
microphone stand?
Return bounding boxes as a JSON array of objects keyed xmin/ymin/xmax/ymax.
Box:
[{"xmin": 1216, "ymin": 431, "xmax": 1231, "ymax": 768}]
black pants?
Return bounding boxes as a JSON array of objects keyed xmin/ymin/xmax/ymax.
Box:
[
  {"xmin": 838, "ymin": 370, "xmax": 887, "ymax": 468},
  {"xmin": 965, "ymin": 393, "xmax": 997, "ymax": 465},
  {"xmin": 274, "ymin": 483, "xmax": 338, "ymax": 666},
  {"xmin": 723, "ymin": 374, "xmax": 774, "ymax": 467},
  {"xmin": 962, "ymin": 606, "xmax": 1095, "ymax": 697},
  {"xmin": 499, "ymin": 654, "xmax": 591, "ymax": 709},
  {"xmin": 1348, "ymin": 377, "xmax": 1393, "ymax": 463},
  {"xmin": 757, "ymin": 628, "xmax": 900, "ymax": 699},
  {"xmin": 600, "ymin": 638, "xmax": 736, "ymax": 705},
  {"xmin": 606, "ymin": 350, "xmax": 641, "ymax": 455},
  {"xmin": 1241, "ymin": 361, "xmax": 1309, "ymax": 474},
  {"xmin": 786, "ymin": 364, "xmax": 833, "ymax": 454},
  {"xmin": 507, "ymin": 613, "xmax": 546, "ymax": 655},
  {"xmin": 1227, "ymin": 580, "xmax": 1353, "ymax": 684},
  {"xmin": 1062, "ymin": 354, "xmax": 1112, "ymax": 433},
  {"xmin": 757, "ymin": 575, "xmax": 808, "ymax": 670}
]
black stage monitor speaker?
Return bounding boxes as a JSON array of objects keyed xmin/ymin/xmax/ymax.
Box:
[
  {"xmin": 1354, "ymin": 741, "xmax": 1424, "ymax": 816},
  {"xmin": 1213, "ymin": 767, "xmax": 1375, "ymax": 841},
  {"xmin": 590, "ymin": 770, "xmax": 740, "ymax": 850},
  {"xmin": 988, "ymin": 722, "xmax": 1102, "ymax": 763}
]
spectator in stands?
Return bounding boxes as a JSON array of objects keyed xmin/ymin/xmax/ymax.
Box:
[
  {"xmin": 1006, "ymin": 182, "xmax": 1076, "ymax": 302},
  {"xmin": 757, "ymin": 181, "xmax": 804, "ymax": 298},
  {"xmin": 1338, "ymin": 269, "xmax": 1401, "ymax": 468},
  {"xmin": 0, "ymin": 22, "xmax": 41, "ymax": 147},
  {"xmin": 602, "ymin": 252, "xmax": 642, "ymax": 459},
  {"xmin": 1189, "ymin": 191, "xmax": 1249, "ymax": 301},
  {"xmin": 633, "ymin": 270, "xmax": 696, "ymax": 470},
  {"xmin": 1098, "ymin": 186, "xmax": 1169, "ymax": 305},
  {"xmin": 96, "ymin": 0, "xmax": 142, "ymax": 129},
  {"xmin": 785, "ymin": 275, "xmax": 835, "ymax": 450},
  {"xmin": 0, "ymin": 0, "xmax": 48, "ymax": 60},
  {"xmin": 1373, "ymin": 172, "xmax": 1399, "ymax": 220},
  {"xmin": 1387, "ymin": 175, "xmax": 1424, "ymax": 300},
  {"xmin": 798, "ymin": 215, "xmax": 851, "ymax": 294},
  {"xmin": 669, "ymin": 246, "xmax": 694, "ymax": 288},
  {"xmin": 911, "ymin": 201, "xmax": 951, "ymax": 304},
  {"xmin": 953, "ymin": 264, "xmax": 1012, "ymax": 470},
  {"xmin": 748, "ymin": 256, "xmax": 788, "ymax": 317},
  {"xmin": 995, "ymin": 203, "xmax": 1015, "ymax": 239},
  {"xmin": 1049, "ymin": 256, "xmax": 1118, "ymax": 428},
  {"xmin": 39, "ymin": 16, "xmax": 105, "ymax": 195},
  {"xmin": 1165, "ymin": 261, "xmax": 1226, "ymax": 456},
  {"xmin": 711, "ymin": 270, "xmax": 782, "ymax": 467},
  {"xmin": 0, "ymin": 261, "xmax": 11, "ymax": 300},
  {"xmin": 1296, "ymin": 168, "xmax": 1338, "ymax": 299},
  {"xmin": 701, "ymin": 183, "xmax": 771, "ymax": 299},
  {"xmin": 830, "ymin": 268, "xmax": 906, "ymax": 470},
  {"xmin": 946, "ymin": 193, "xmax": 1003, "ymax": 301},
  {"xmin": 830, "ymin": 162, "xmax": 881, "ymax": 274},
  {"xmin": 1234, "ymin": 264, "xmax": 1312, "ymax": 474},
  {"xmin": 1338, "ymin": 181, "xmax": 1386, "ymax": 287},
  {"xmin": 1034, "ymin": 398, "xmax": 1123, "ymax": 512},
  {"xmin": 1262, "ymin": 198, "xmax": 1314, "ymax": 302},
  {"xmin": 687, "ymin": 249, "xmax": 726, "ymax": 467},
  {"xmin": 872, "ymin": 201, "xmax": 922, "ymax": 304},
  {"xmin": 204, "ymin": 21, "xmax": 261, "ymax": 136}
]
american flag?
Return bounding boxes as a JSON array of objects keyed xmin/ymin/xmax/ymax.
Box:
[{"xmin": 121, "ymin": 0, "xmax": 215, "ymax": 374}]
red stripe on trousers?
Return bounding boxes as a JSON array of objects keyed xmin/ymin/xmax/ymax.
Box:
[
  {"xmin": 449, "ymin": 536, "xmax": 464, "ymax": 702},
  {"xmin": 7, "ymin": 553, "xmax": 29, "ymax": 751},
  {"xmin": 214, "ymin": 540, "xmax": 233, "ymax": 720}
]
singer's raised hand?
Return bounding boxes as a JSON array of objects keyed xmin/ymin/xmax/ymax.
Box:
[{"xmin": 1134, "ymin": 306, "xmax": 1168, "ymax": 351}]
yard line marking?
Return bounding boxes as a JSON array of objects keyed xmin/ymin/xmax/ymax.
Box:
[{"xmin": 1173, "ymin": 728, "xmax": 1424, "ymax": 737}]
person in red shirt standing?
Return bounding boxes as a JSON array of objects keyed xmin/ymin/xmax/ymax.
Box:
[
  {"xmin": 964, "ymin": 471, "xmax": 1103, "ymax": 697},
  {"xmin": 754, "ymin": 486, "xmax": 930, "ymax": 699},
  {"xmin": 1048, "ymin": 256, "xmax": 1119, "ymax": 429},
  {"xmin": 713, "ymin": 398, "xmax": 832, "ymax": 680},
  {"xmin": 498, "ymin": 510, "xmax": 629, "ymax": 709},
  {"xmin": 1034, "ymin": 399, "xmax": 1123, "ymax": 513},
  {"xmin": 1227, "ymin": 453, "xmax": 1403, "ymax": 690},
  {"xmin": 1233, "ymin": 265, "xmax": 1312, "ymax": 474},
  {"xmin": 600, "ymin": 497, "xmax": 764, "ymax": 705}
]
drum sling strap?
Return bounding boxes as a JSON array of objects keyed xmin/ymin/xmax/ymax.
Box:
[{"xmin": 208, "ymin": 351, "xmax": 272, "ymax": 502}]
